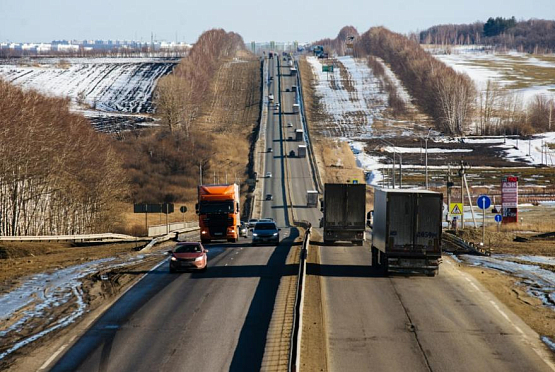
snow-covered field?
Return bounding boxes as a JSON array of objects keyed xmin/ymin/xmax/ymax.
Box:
[
  {"xmin": 431, "ymin": 48, "xmax": 555, "ymax": 103},
  {"xmin": 0, "ymin": 57, "xmax": 178, "ymax": 131},
  {"xmin": 307, "ymin": 55, "xmax": 387, "ymax": 138},
  {"xmin": 307, "ymin": 54, "xmax": 555, "ymax": 186}
]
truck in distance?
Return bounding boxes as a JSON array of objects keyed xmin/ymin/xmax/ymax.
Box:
[
  {"xmin": 371, "ymin": 188, "xmax": 443, "ymax": 276},
  {"xmin": 297, "ymin": 145, "xmax": 307, "ymax": 158},
  {"xmin": 306, "ymin": 190, "xmax": 318, "ymax": 208},
  {"xmin": 196, "ymin": 184, "xmax": 240, "ymax": 244},
  {"xmin": 321, "ymin": 183, "xmax": 366, "ymax": 245}
]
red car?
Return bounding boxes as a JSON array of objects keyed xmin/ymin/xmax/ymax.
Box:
[{"xmin": 169, "ymin": 242, "xmax": 208, "ymax": 273}]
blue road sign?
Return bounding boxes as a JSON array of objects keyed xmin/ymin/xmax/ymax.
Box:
[
  {"xmin": 495, "ymin": 214, "xmax": 502, "ymax": 223},
  {"xmin": 477, "ymin": 195, "xmax": 491, "ymax": 210}
]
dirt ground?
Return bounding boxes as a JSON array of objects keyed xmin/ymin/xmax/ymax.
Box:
[{"xmin": 0, "ymin": 235, "xmax": 183, "ymax": 371}]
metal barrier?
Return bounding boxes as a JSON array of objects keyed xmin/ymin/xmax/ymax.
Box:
[
  {"xmin": 0, "ymin": 233, "xmax": 140, "ymax": 242},
  {"xmin": 443, "ymin": 232, "xmax": 491, "ymax": 256},
  {"xmin": 295, "ymin": 60, "xmax": 324, "ymax": 194},
  {"xmin": 148, "ymin": 221, "xmax": 198, "ymax": 237},
  {"xmin": 289, "ymin": 222, "xmax": 311, "ymax": 371}
]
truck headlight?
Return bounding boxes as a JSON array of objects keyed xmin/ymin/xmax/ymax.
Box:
[
  {"xmin": 201, "ymin": 230, "xmax": 207, "ymax": 235},
  {"xmin": 252, "ymin": 233, "xmax": 258, "ymax": 237},
  {"xmin": 170, "ymin": 256, "xmax": 177, "ymax": 261},
  {"xmin": 273, "ymin": 233, "xmax": 278, "ymax": 236},
  {"xmin": 195, "ymin": 256, "xmax": 204, "ymax": 262}
]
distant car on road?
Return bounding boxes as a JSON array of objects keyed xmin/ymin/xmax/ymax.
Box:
[
  {"xmin": 266, "ymin": 172, "xmax": 272, "ymax": 178},
  {"xmin": 287, "ymin": 122, "xmax": 293, "ymax": 127},
  {"xmin": 268, "ymin": 94, "xmax": 274, "ymax": 101},
  {"xmin": 268, "ymin": 147, "xmax": 273, "ymax": 152},
  {"xmin": 259, "ymin": 217, "xmax": 274, "ymax": 222},
  {"xmin": 252, "ymin": 221, "xmax": 280, "ymax": 246},
  {"xmin": 168, "ymin": 242, "xmax": 208, "ymax": 273},
  {"xmin": 265, "ymin": 194, "xmax": 273, "ymax": 201},
  {"xmin": 248, "ymin": 218, "xmax": 259, "ymax": 228}
]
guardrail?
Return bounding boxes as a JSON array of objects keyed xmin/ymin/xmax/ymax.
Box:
[
  {"xmin": 251, "ymin": 58, "xmax": 269, "ymax": 220},
  {"xmin": 295, "ymin": 59, "xmax": 324, "ymax": 194},
  {"xmin": 443, "ymin": 232, "xmax": 491, "ymax": 256},
  {"xmin": 0, "ymin": 233, "xmax": 141, "ymax": 242},
  {"xmin": 289, "ymin": 222, "xmax": 311, "ymax": 372}
]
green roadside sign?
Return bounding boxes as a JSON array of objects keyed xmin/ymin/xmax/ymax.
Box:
[{"xmin": 322, "ymin": 65, "xmax": 334, "ymax": 72}]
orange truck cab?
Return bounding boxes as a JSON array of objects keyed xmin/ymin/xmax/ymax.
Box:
[{"xmin": 196, "ymin": 184, "xmax": 240, "ymax": 244}]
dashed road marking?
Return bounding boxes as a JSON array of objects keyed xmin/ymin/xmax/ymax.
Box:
[{"xmin": 39, "ymin": 345, "xmax": 67, "ymax": 370}]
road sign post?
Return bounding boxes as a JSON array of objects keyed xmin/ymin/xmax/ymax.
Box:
[
  {"xmin": 477, "ymin": 195, "xmax": 491, "ymax": 244},
  {"xmin": 495, "ymin": 214, "xmax": 502, "ymax": 232},
  {"xmin": 501, "ymin": 176, "xmax": 518, "ymax": 224}
]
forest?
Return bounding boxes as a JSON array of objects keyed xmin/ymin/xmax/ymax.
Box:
[{"xmin": 419, "ymin": 17, "xmax": 555, "ymax": 53}]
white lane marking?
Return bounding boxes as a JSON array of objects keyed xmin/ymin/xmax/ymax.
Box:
[
  {"xmin": 456, "ymin": 266, "xmax": 555, "ymax": 371},
  {"xmin": 39, "ymin": 345, "xmax": 67, "ymax": 370}
]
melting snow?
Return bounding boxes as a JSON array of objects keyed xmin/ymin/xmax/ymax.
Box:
[
  {"xmin": 0, "ymin": 253, "xmax": 161, "ymax": 361},
  {"xmin": 461, "ymin": 254, "xmax": 555, "ymax": 309}
]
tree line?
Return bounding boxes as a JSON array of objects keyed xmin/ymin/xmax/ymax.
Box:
[
  {"xmin": 121, "ymin": 29, "xmax": 250, "ymax": 204},
  {"xmin": 314, "ymin": 26, "xmax": 555, "ymax": 136},
  {"xmin": 419, "ymin": 18, "xmax": 555, "ymax": 53},
  {"xmin": 0, "ymin": 28, "xmax": 256, "ymax": 236},
  {"xmin": 0, "ymin": 80, "xmax": 128, "ymax": 236}
]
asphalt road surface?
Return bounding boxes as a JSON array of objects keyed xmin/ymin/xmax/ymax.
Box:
[{"xmin": 50, "ymin": 56, "xmax": 295, "ymax": 372}]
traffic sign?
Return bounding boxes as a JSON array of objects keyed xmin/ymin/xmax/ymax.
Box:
[
  {"xmin": 495, "ymin": 214, "xmax": 502, "ymax": 223},
  {"xmin": 449, "ymin": 203, "xmax": 463, "ymax": 215},
  {"xmin": 477, "ymin": 195, "xmax": 491, "ymax": 210}
]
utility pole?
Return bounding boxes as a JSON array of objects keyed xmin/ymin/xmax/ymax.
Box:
[
  {"xmin": 458, "ymin": 161, "xmax": 465, "ymax": 229},
  {"xmin": 549, "ymin": 101, "xmax": 553, "ymax": 131},
  {"xmin": 425, "ymin": 128, "xmax": 432, "ymax": 189},
  {"xmin": 447, "ymin": 164, "xmax": 452, "ymax": 222},
  {"xmin": 399, "ymin": 153, "xmax": 403, "ymax": 188}
]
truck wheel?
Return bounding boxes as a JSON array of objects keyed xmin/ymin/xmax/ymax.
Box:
[
  {"xmin": 201, "ymin": 239, "xmax": 210, "ymax": 244},
  {"xmin": 426, "ymin": 270, "xmax": 438, "ymax": 277},
  {"xmin": 371, "ymin": 247, "xmax": 379, "ymax": 268},
  {"xmin": 324, "ymin": 240, "xmax": 334, "ymax": 245},
  {"xmin": 378, "ymin": 251, "xmax": 389, "ymax": 276},
  {"xmin": 227, "ymin": 238, "xmax": 237, "ymax": 243}
]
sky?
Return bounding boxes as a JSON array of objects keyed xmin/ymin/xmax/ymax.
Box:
[{"xmin": 1, "ymin": 0, "xmax": 554, "ymax": 44}]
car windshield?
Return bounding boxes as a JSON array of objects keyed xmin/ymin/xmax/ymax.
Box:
[
  {"xmin": 255, "ymin": 223, "xmax": 277, "ymax": 230},
  {"xmin": 174, "ymin": 244, "xmax": 202, "ymax": 253},
  {"xmin": 199, "ymin": 201, "xmax": 234, "ymax": 214}
]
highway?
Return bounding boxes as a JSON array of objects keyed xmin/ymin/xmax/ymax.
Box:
[
  {"xmin": 49, "ymin": 56, "xmax": 295, "ymax": 372},
  {"xmin": 46, "ymin": 53, "xmax": 555, "ymax": 372},
  {"xmin": 276, "ymin": 53, "xmax": 555, "ymax": 371}
]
